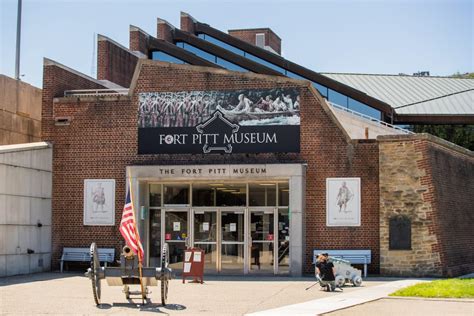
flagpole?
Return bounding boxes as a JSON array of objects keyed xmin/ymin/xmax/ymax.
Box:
[{"xmin": 128, "ymin": 176, "xmax": 146, "ymax": 305}]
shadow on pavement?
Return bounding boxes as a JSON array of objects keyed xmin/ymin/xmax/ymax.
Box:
[
  {"xmin": 180, "ymin": 275, "xmax": 409, "ymax": 283},
  {"xmin": 110, "ymin": 301, "xmax": 186, "ymax": 314},
  {"xmin": 0, "ymin": 272, "xmax": 82, "ymax": 287}
]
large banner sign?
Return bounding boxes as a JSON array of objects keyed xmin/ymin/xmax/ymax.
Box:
[{"xmin": 138, "ymin": 88, "xmax": 300, "ymax": 154}]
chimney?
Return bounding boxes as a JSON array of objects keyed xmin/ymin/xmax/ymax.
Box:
[{"xmin": 228, "ymin": 28, "xmax": 281, "ymax": 55}]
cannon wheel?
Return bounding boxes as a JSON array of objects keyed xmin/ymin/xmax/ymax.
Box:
[
  {"xmin": 160, "ymin": 243, "xmax": 170, "ymax": 306},
  {"xmin": 90, "ymin": 242, "xmax": 101, "ymax": 306}
]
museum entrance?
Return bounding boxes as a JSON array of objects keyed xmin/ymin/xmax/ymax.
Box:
[{"xmin": 147, "ymin": 181, "xmax": 290, "ymax": 275}]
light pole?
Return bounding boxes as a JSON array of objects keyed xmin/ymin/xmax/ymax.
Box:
[{"xmin": 15, "ymin": 0, "xmax": 22, "ymax": 80}]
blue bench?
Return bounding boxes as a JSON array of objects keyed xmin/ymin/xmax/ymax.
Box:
[
  {"xmin": 313, "ymin": 249, "xmax": 372, "ymax": 277},
  {"xmin": 60, "ymin": 247, "xmax": 115, "ymax": 272}
]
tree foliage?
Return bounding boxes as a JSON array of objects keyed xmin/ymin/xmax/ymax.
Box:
[{"xmin": 412, "ymin": 125, "xmax": 474, "ymax": 151}]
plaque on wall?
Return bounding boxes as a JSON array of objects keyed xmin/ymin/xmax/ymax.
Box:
[
  {"xmin": 326, "ymin": 178, "xmax": 361, "ymax": 226},
  {"xmin": 137, "ymin": 88, "xmax": 300, "ymax": 154},
  {"xmin": 83, "ymin": 179, "xmax": 115, "ymax": 226},
  {"xmin": 389, "ymin": 215, "xmax": 411, "ymax": 250}
]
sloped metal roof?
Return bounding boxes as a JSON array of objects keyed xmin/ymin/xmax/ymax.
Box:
[
  {"xmin": 395, "ymin": 90, "xmax": 474, "ymax": 115},
  {"xmin": 321, "ymin": 73, "xmax": 474, "ymax": 115}
]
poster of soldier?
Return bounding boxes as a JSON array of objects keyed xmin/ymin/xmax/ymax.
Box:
[
  {"xmin": 138, "ymin": 88, "xmax": 300, "ymax": 128},
  {"xmin": 326, "ymin": 178, "xmax": 361, "ymax": 226},
  {"xmin": 83, "ymin": 179, "xmax": 116, "ymax": 226}
]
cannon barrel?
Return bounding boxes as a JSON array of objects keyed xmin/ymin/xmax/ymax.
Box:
[{"xmin": 122, "ymin": 245, "xmax": 135, "ymax": 258}]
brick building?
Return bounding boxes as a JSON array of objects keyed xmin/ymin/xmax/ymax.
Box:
[{"xmin": 41, "ymin": 13, "xmax": 473, "ymax": 277}]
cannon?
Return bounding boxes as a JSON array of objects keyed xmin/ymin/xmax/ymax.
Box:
[
  {"xmin": 330, "ymin": 257, "xmax": 363, "ymax": 287},
  {"xmin": 85, "ymin": 242, "xmax": 172, "ymax": 306}
]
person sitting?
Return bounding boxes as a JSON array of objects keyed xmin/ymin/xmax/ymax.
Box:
[{"xmin": 315, "ymin": 253, "xmax": 336, "ymax": 291}]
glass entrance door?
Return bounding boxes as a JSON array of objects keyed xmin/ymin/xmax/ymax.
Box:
[
  {"xmin": 193, "ymin": 209, "xmax": 218, "ymax": 273},
  {"xmin": 165, "ymin": 210, "xmax": 188, "ymax": 272},
  {"xmin": 220, "ymin": 209, "xmax": 245, "ymax": 274},
  {"xmin": 249, "ymin": 209, "xmax": 275, "ymax": 273}
]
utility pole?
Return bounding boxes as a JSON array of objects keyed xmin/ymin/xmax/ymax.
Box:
[{"xmin": 15, "ymin": 0, "xmax": 22, "ymax": 80}]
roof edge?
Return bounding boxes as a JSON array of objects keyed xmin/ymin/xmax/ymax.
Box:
[
  {"xmin": 130, "ymin": 24, "xmax": 151, "ymax": 36},
  {"xmin": 157, "ymin": 18, "xmax": 176, "ymax": 29},
  {"xmin": 180, "ymin": 11, "xmax": 197, "ymax": 23},
  {"xmin": 321, "ymin": 72, "xmax": 474, "ymax": 80},
  {"xmin": 97, "ymin": 33, "xmax": 144, "ymax": 58},
  {"xmin": 228, "ymin": 27, "xmax": 282, "ymax": 41},
  {"xmin": 377, "ymin": 133, "xmax": 473, "ymax": 157},
  {"xmin": 43, "ymin": 57, "xmax": 108, "ymax": 88},
  {"xmin": 0, "ymin": 141, "xmax": 52, "ymax": 154}
]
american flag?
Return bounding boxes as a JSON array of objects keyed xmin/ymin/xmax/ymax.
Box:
[{"xmin": 119, "ymin": 187, "xmax": 144, "ymax": 262}]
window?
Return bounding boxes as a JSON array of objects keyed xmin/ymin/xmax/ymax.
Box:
[
  {"xmin": 286, "ymin": 71, "xmax": 328, "ymax": 98},
  {"xmin": 215, "ymin": 183, "xmax": 246, "ymax": 206},
  {"xmin": 177, "ymin": 41, "xmax": 249, "ymax": 72},
  {"xmin": 164, "ymin": 184, "xmax": 189, "ymax": 205},
  {"xmin": 216, "ymin": 57, "xmax": 248, "ymax": 72},
  {"xmin": 177, "ymin": 42, "xmax": 216, "ymax": 63},
  {"xmin": 198, "ymin": 33, "xmax": 245, "ymax": 56},
  {"xmin": 245, "ymin": 53, "xmax": 286, "ymax": 74},
  {"xmin": 348, "ymin": 98, "xmax": 381, "ymax": 120},
  {"xmin": 278, "ymin": 183, "xmax": 289, "ymax": 206},
  {"xmin": 249, "ymin": 183, "xmax": 276, "ymax": 206},
  {"xmin": 198, "ymin": 33, "xmax": 285, "ymax": 74},
  {"xmin": 149, "ymin": 184, "xmax": 162, "ymax": 207},
  {"xmin": 312, "ymin": 82, "xmax": 328, "ymax": 98},
  {"xmin": 328, "ymin": 89, "xmax": 348, "ymax": 107},
  {"xmin": 192, "ymin": 184, "xmax": 216, "ymax": 206},
  {"xmin": 151, "ymin": 51, "xmax": 187, "ymax": 64}
]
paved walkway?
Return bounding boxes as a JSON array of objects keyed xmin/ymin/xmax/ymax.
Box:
[
  {"xmin": 325, "ymin": 297, "xmax": 474, "ymax": 316},
  {"xmin": 0, "ymin": 272, "xmax": 388, "ymax": 315},
  {"xmin": 246, "ymin": 279, "xmax": 429, "ymax": 316}
]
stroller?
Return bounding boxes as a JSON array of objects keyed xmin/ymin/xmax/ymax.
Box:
[{"xmin": 310, "ymin": 254, "xmax": 362, "ymax": 292}]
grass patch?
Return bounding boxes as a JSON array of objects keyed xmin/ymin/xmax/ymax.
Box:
[{"xmin": 390, "ymin": 278, "xmax": 474, "ymax": 298}]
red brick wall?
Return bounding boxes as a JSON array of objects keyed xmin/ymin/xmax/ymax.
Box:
[
  {"xmin": 300, "ymin": 84, "xmax": 379, "ymax": 273},
  {"xmin": 97, "ymin": 39, "xmax": 138, "ymax": 88},
  {"xmin": 424, "ymin": 140, "xmax": 474, "ymax": 277},
  {"xmin": 41, "ymin": 62, "xmax": 106, "ymax": 140},
  {"xmin": 43, "ymin": 61, "xmax": 380, "ymax": 273}
]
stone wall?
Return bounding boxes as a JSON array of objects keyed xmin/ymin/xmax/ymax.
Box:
[
  {"xmin": 0, "ymin": 142, "xmax": 52, "ymax": 276},
  {"xmin": 427, "ymin": 137, "xmax": 474, "ymax": 276},
  {"xmin": 379, "ymin": 134, "xmax": 473, "ymax": 277},
  {"xmin": 0, "ymin": 75, "xmax": 42, "ymax": 145}
]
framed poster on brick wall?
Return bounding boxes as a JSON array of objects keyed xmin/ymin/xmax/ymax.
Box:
[
  {"xmin": 83, "ymin": 179, "xmax": 115, "ymax": 226},
  {"xmin": 326, "ymin": 178, "xmax": 361, "ymax": 226}
]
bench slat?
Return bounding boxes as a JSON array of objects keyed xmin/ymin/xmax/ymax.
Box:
[{"xmin": 60, "ymin": 247, "xmax": 115, "ymax": 273}]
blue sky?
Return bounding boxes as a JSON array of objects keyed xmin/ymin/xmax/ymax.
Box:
[{"xmin": 1, "ymin": 0, "xmax": 472, "ymax": 88}]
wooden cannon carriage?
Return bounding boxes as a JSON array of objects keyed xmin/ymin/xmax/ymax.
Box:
[{"xmin": 85, "ymin": 242, "xmax": 172, "ymax": 306}]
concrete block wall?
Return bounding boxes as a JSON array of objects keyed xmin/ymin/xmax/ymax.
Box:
[
  {"xmin": 0, "ymin": 143, "xmax": 52, "ymax": 276},
  {"xmin": 0, "ymin": 75, "xmax": 42, "ymax": 145}
]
